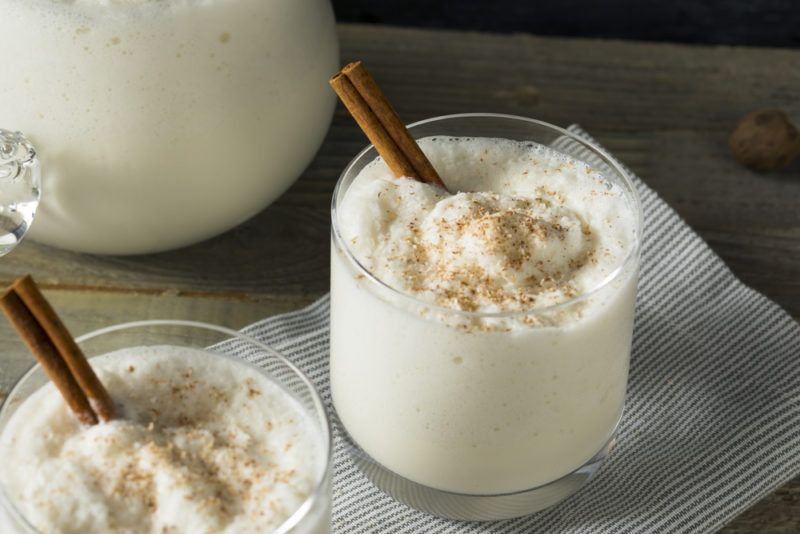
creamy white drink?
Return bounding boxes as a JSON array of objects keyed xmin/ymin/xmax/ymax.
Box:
[
  {"xmin": 331, "ymin": 135, "xmax": 640, "ymax": 495},
  {"xmin": 0, "ymin": 346, "xmax": 328, "ymax": 533},
  {"xmin": 0, "ymin": 0, "xmax": 337, "ymax": 254}
]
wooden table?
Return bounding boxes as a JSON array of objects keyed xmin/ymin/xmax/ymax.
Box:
[{"xmin": 0, "ymin": 24, "xmax": 797, "ymax": 532}]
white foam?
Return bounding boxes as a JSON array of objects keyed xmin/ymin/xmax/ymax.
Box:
[
  {"xmin": 338, "ymin": 136, "xmax": 636, "ymax": 317},
  {"xmin": 0, "ymin": 346, "xmax": 323, "ymax": 533}
]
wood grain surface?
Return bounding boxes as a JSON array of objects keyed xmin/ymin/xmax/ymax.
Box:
[{"xmin": 0, "ymin": 24, "xmax": 796, "ymax": 532}]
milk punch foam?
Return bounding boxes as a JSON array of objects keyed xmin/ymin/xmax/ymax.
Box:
[
  {"xmin": 0, "ymin": 0, "xmax": 337, "ymax": 254},
  {"xmin": 0, "ymin": 346, "xmax": 327, "ymax": 533},
  {"xmin": 331, "ymin": 135, "xmax": 640, "ymax": 494}
]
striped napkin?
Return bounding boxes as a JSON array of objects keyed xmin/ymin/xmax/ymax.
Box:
[{"xmin": 239, "ymin": 126, "xmax": 800, "ymax": 533}]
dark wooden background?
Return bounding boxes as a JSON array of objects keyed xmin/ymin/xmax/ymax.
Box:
[{"xmin": 333, "ymin": 0, "xmax": 800, "ymax": 47}]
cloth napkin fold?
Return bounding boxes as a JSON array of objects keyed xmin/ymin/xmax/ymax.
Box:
[{"xmin": 238, "ymin": 125, "xmax": 800, "ymax": 533}]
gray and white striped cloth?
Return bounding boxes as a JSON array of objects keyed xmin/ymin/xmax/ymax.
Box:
[{"xmin": 240, "ymin": 126, "xmax": 800, "ymax": 533}]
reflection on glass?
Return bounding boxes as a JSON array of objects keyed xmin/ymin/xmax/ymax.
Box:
[{"xmin": 0, "ymin": 130, "xmax": 39, "ymax": 256}]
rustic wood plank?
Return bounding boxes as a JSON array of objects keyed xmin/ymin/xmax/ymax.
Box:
[
  {"xmin": 0, "ymin": 206, "xmax": 332, "ymax": 298},
  {"xmin": 721, "ymin": 478, "xmax": 800, "ymax": 533}
]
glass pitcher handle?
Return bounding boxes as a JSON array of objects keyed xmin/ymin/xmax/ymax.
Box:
[{"xmin": 0, "ymin": 130, "xmax": 41, "ymax": 256}]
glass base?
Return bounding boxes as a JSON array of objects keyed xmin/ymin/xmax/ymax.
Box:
[{"xmin": 335, "ymin": 413, "xmax": 617, "ymax": 521}]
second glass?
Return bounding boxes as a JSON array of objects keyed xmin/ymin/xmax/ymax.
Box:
[{"xmin": 0, "ymin": 320, "xmax": 332, "ymax": 533}]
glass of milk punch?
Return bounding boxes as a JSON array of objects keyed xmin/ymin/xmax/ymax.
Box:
[
  {"xmin": 330, "ymin": 114, "xmax": 643, "ymax": 520},
  {"xmin": 0, "ymin": 320, "xmax": 332, "ymax": 533}
]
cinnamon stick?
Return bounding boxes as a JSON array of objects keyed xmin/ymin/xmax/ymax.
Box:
[
  {"xmin": 330, "ymin": 61, "xmax": 447, "ymax": 190},
  {"xmin": 0, "ymin": 275, "xmax": 115, "ymax": 424}
]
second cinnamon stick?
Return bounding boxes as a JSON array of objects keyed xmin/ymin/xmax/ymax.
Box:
[
  {"xmin": 12, "ymin": 275, "xmax": 115, "ymax": 422},
  {"xmin": 0, "ymin": 290, "xmax": 98, "ymax": 425}
]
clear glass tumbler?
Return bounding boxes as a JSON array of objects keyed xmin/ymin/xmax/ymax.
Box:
[
  {"xmin": 0, "ymin": 320, "xmax": 332, "ymax": 533},
  {"xmin": 330, "ymin": 114, "xmax": 643, "ymax": 520}
]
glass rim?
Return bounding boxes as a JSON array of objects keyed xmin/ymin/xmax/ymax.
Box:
[
  {"xmin": 0, "ymin": 319, "xmax": 332, "ymax": 534},
  {"xmin": 330, "ymin": 112, "xmax": 644, "ymax": 320}
]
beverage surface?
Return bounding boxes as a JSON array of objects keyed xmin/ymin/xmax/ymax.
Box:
[
  {"xmin": 0, "ymin": 346, "xmax": 323, "ymax": 533},
  {"xmin": 338, "ymin": 136, "xmax": 636, "ymax": 319}
]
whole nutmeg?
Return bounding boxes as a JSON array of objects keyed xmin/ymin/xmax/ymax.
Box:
[{"xmin": 729, "ymin": 109, "xmax": 800, "ymax": 171}]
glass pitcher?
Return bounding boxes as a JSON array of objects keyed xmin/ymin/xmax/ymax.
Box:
[{"xmin": 0, "ymin": 0, "xmax": 338, "ymax": 255}]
